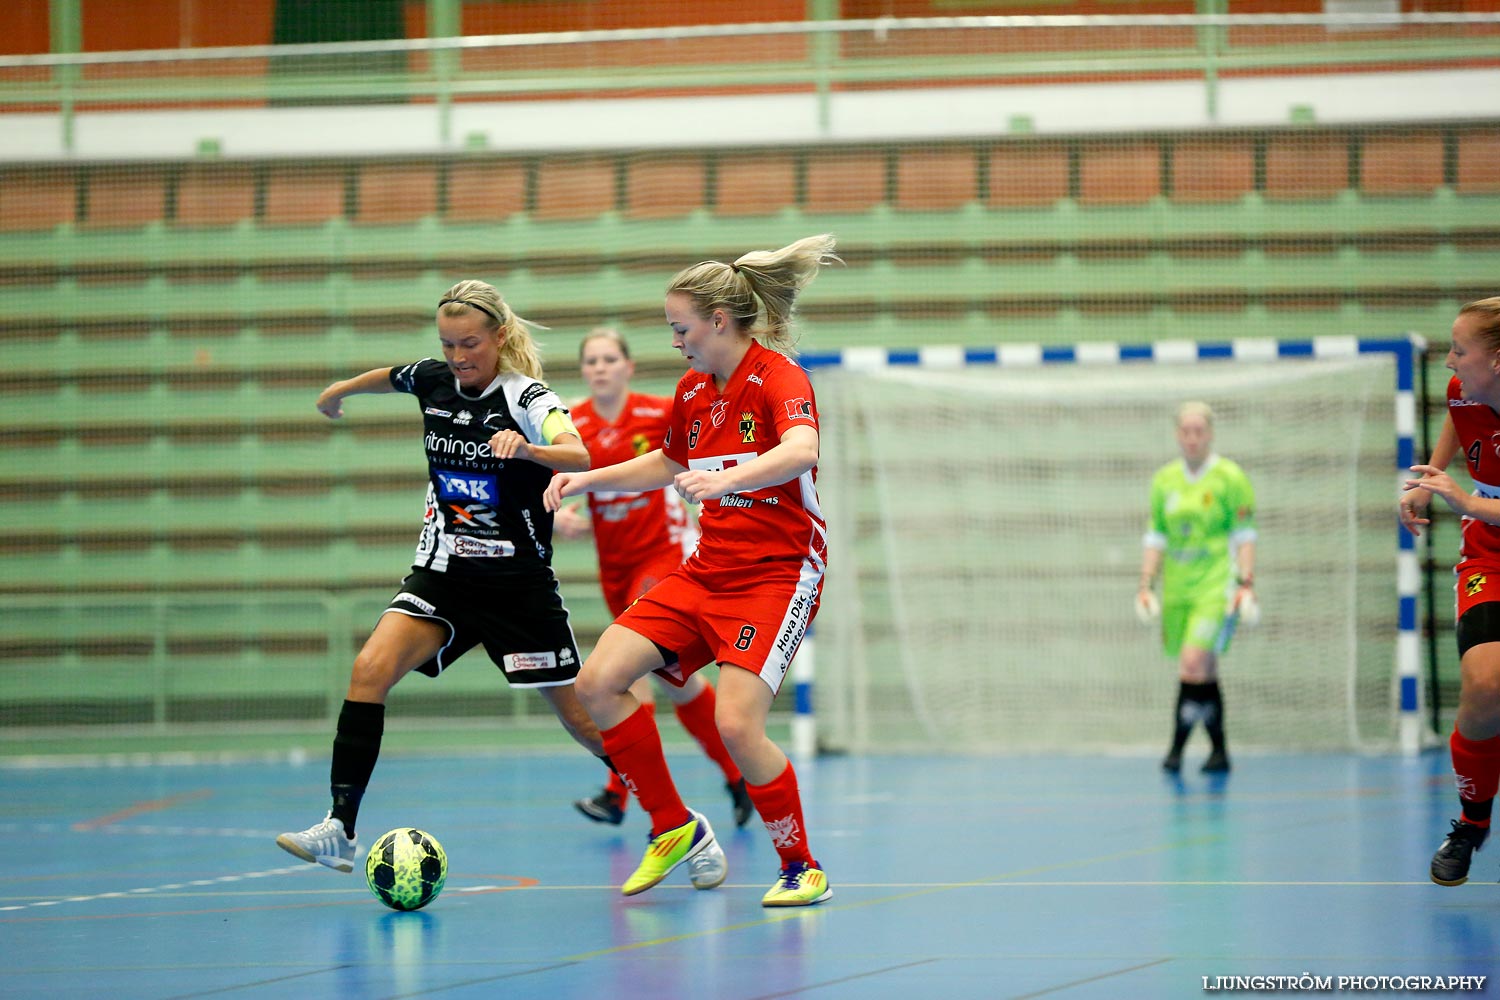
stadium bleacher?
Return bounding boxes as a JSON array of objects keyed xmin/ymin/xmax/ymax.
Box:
[{"xmin": 2, "ymin": 121, "xmax": 1495, "ymax": 724}]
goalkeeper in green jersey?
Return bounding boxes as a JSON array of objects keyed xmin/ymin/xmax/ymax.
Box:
[{"xmin": 1135, "ymin": 401, "xmax": 1258, "ymax": 774}]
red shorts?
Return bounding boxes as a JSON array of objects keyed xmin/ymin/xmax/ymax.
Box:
[
  {"xmin": 1455, "ymin": 559, "xmax": 1500, "ymax": 621},
  {"xmin": 616, "ymin": 556, "xmax": 823, "ymax": 695},
  {"xmin": 599, "ymin": 548, "xmax": 684, "ymax": 620}
]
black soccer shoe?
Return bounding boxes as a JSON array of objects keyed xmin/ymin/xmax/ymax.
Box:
[
  {"xmin": 1201, "ymin": 748, "xmax": 1231, "ymax": 773},
  {"xmin": 1431, "ymin": 819, "xmax": 1488, "ymax": 886},
  {"xmin": 575, "ymin": 788, "xmax": 625, "ymax": 826},
  {"xmin": 727, "ymin": 778, "xmax": 755, "ymax": 827},
  {"xmin": 1161, "ymin": 749, "xmax": 1183, "ymax": 773}
]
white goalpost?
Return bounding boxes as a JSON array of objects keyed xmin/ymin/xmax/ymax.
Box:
[{"xmin": 798, "ymin": 336, "xmax": 1427, "ymax": 757}]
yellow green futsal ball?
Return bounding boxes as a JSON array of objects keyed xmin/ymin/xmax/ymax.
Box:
[{"xmin": 365, "ymin": 828, "xmax": 447, "ymax": 911}]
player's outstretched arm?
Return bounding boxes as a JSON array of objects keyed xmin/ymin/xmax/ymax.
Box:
[
  {"xmin": 1404, "ymin": 464, "xmax": 1500, "ymax": 527},
  {"xmin": 672, "ymin": 425, "xmax": 819, "ymax": 504},
  {"xmin": 489, "ymin": 429, "xmax": 590, "ymax": 472},
  {"xmin": 544, "ymin": 449, "xmax": 680, "ymax": 511},
  {"xmin": 316, "ymin": 367, "xmax": 396, "ymax": 419}
]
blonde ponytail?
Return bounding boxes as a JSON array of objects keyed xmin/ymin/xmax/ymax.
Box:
[{"xmin": 666, "ymin": 234, "xmax": 840, "ymax": 357}]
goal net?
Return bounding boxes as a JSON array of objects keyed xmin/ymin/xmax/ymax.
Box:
[{"xmin": 812, "ymin": 346, "xmax": 1405, "ymax": 755}]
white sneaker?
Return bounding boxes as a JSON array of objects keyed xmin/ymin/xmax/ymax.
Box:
[
  {"xmin": 685, "ymin": 811, "xmax": 727, "ymax": 890},
  {"xmin": 276, "ymin": 812, "xmax": 357, "ymax": 872}
]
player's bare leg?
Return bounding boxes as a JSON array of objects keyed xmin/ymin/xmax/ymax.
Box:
[
  {"xmin": 715, "ymin": 665, "xmax": 830, "ymax": 906},
  {"xmin": 278, "ymin": 613, "xmax": 446, "ymax": 871},
  {"xmin": 577, "ymin": 625, "xmax": 726, "ymax": 893},
  {"xmin": 652, "ymin": 670, "xmax": 753, "ymax": 825}
]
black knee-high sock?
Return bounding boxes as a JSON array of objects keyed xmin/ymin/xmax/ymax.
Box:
[
  {"xmin": 1169, "ymin": 682, "xmax": 1198, "ymax": 755},
  {"xmin": 330, "ymin": 699, "xmax": 385, "ymax": 838},
  {"xmin": 1199, "ymin": 681, "xmax": 1226, "ymax": 752}
]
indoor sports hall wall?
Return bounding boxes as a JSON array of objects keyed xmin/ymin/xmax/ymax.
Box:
[{"xmin": 1, "ymin": 11, "xmax": 1496, "ymax": 750}]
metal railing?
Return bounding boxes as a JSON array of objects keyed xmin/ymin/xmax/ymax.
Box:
[{"xmin": 2, "ymin": 14, "xmax": 1497, "ymax": 152}]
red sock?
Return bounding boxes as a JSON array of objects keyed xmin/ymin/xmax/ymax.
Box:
[
  {"xmin": 673, "ymin": 685, "xmax": 743, "ymax": 785},
  {"xmin": 745, "ymin": 759, "xmax": 816, "ymax": 868},
  {"xmin": 605, "ymin": 703, "xmax": 654, "ymax": 806},
  {"xmin": 1450, "ymin": 727, "xmax": 1500, "ymax": 827},
  {"xmin": 601, "ymin": 703, "xmax": 690, "ymax": 837}
]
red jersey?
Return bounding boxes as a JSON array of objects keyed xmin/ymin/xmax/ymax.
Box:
[
  {"xmin": 572, "ymin": 392, "xmax": 693, "ymax": 577},
  {"xmin": 1446, "ymin": 375, "xmax": 1500, "ymax": 564},
  {"xmin": 663, "ymin": 340, "xmax": 828, "ymax": 571}
]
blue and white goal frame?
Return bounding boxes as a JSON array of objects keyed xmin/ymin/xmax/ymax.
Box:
[{"xmin": 797, "ymin": 334, "xmax": 1430, "ymax": 756}]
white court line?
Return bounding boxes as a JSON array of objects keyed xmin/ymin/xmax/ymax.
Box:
[
  {"xmin": 0, "ymin": 822, "xmax": 282, "ymax": 839},
  {"xmin": 0, "ymin": 865, "xmax": 312, "ymax": 912}
]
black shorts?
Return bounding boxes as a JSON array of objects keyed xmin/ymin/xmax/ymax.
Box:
[
  {"xmin": 1457, "ymin": 600, "xmax": 1500, "ymax": 658},
  {"xmin": 382, "ymin": 567, "xmax": 581, "ymax": 687}
]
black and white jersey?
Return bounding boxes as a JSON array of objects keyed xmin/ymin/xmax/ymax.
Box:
[{"xmin": 389, "ymin": 359, "xmax": 567, "ymax": 578}]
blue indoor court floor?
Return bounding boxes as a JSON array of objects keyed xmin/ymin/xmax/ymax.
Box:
[{"xmin": 1, "ymin": 749, "xmax": 1494, "ymax": 1000}]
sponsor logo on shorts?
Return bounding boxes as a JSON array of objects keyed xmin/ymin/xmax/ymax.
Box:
[
  {"xmin": 436, "ymin": 471, "xmax": 498, "ymax": 502},
  {"xmin": 502, "ymin": 651, "xmax": 558, "ymax": 674},
  {"xmin": 448, "ymin": 536, "xmax": 515, "ymax": 558},
  {"xmin": 1467, "ymin": 573, "xmax": 1488, "ymax": 597},
  {"xmin": 559, "ymin": 648, "xmax": 576, "ymax": 667},
  {"xmin": 774, "ymin": 591, "xmax": 813, "ymax": 658},
  {"xmin": 394, "ymin": 592, "xmax": 437, "ymax": 615}
]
